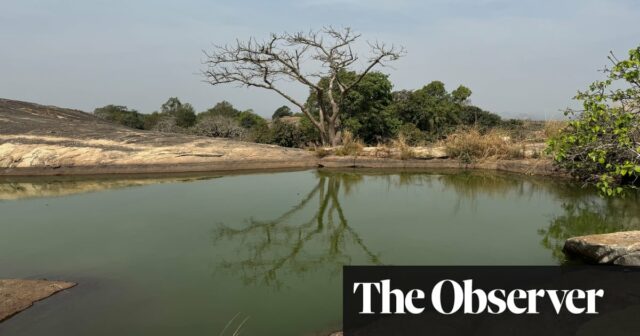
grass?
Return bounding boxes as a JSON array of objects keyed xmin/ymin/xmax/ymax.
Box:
[
  {"xmin": 334, "ymin": 131, "xmax": 364, "ymax": 156},
  {"xmin": 443, "ymin": 128, "xmax": 524, "ymax": 163},
  {"xmin": 312, "ymin": 146, "xmax": 332, "ymax": 158},
  {"xmin": 543, "ymin": 120, "xmax": 568, "ymax": 139},
  {"xmin": 391, "ymin": 134, "xmax": 415, "ymax": 160}
]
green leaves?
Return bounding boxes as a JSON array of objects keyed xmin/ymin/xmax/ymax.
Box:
[{"xmin": 547, "ymin": 45, "xmax": 640, "ymax": 197}]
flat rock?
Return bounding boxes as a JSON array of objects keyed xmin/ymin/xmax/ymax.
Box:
[
  {"xmin": 0, "ymin": 98, "xmax": 317, "ymax": 175},
  {"xmin": 563, "ymin": 231, "xmax": 640, "ymax": 266},
  {"xmin": 0, "ymin": 279, "xmax": 76, "ymax": 322}
]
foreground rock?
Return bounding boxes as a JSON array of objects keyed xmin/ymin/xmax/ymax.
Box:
[
  {"xmin": 563, "ymin": 231, "xmax": 640, "ymax": 266},
  {"xmin": 0, "ymin": 279, "xmax": 76, "ymax": 322}
]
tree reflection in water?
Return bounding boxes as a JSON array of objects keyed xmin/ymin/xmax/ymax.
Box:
[
  {"xmin": 436, "ymin": 171, "xmax": 640, "ymax": 262},
  {"xmin": 212, "ymin": 170, "xmax": 640, "ymax": 287},
  {"xmin": 539, "ymin": 195, "xmax": 640, "ymax": 261},
  {"xmin": 212, "ymin": 171, "xmax": 381, "ymax": 288}
]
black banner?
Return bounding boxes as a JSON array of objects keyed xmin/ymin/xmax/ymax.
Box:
[{"xmin": 343, "ymin": 266, "xmax": 640, "ymax": 336}]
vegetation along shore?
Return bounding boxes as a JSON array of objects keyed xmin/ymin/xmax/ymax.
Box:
[{"xmin": 0, "ymin": 97, "xmax": 559, "ymax": 177}]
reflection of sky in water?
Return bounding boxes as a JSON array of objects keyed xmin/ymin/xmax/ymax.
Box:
[{"xmin": 0, "ymin": 170, "xmax": 639, "ymax": 336}]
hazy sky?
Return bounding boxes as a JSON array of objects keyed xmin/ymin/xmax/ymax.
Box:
[{"xmin": 1, "ymin": 0, "xmax": 639, "ymax": 119}]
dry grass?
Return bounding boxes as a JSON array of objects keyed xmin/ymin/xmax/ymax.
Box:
[
  {"xmin": 312, "ymin": 146, "xmax": 332, "ymax": 158},
  {"xmin": 372, "ymin": 144, "xmax": 392, "ymax": 158},
  {"xmin": 443, "ymin": 128, "xmax": 524, "ymax": 163},
  {"xmin": 334, "ymin": 130, "xmax": 364, "ymax": 156},
  {"xmin": 543, "ymin": 120, "xmax": 568, "ymax": 139},
  {"xmin": 391, "ymin": 134, "xmax": 415, "ymax": 160}
]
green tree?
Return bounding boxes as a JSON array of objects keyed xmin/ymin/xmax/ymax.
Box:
[
  {"xmin": 452, "ymin": 85, "xmax": 472, "ymax": 103},
  {"xmin": 458, "ymin": 106, "xmax": 502, "ymax": 130},
  {"xmin": 548, "ymin": 46, "xmax": 640, "ymax": 195},
  {"xmin": 236, "ymin": 109, "xmax": 267, "ymax": 129},
  {"xmin": 306, "ymin": 71, "xmax": 400, "ymax": 144},
  {"xmin": 160, "ymin": 97, "xmax": 196, "ymax": 128},
  {"xmin": 269, "ymin": 120, "xmax": 307, "ymax": 148},
  {"xmin": 142, "ymin": 111, "xmax": 162, "ymax": 130},
  {"xmin": 340, "ymin": 72, "xmax": 401, "ymax": 144},
  {"xmin": 389, "ymin": 81, "xmax": 498, "ymax": 138},
  {"xmin": 94, "ymin": 105, "xmax": 144, "ymax": 129},
  {"xmin": 199, "ymin": 101, "xmax": 241, "ymax": 120},
  {"xmin": 390, "ymin": 81, "xmax": 459, "ymax": 137},
  {"xmin": 272, "ymin": 106, "xmax": 293, "ymax": 120}
]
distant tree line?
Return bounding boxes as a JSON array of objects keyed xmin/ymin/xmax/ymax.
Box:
[{"xmin": 94, "ymin": 76, "xmax": 514, "ymax": 148}]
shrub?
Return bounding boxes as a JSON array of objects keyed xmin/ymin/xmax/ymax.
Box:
[
  {"xmin": 543, "ymin": 120, "xmax": 567, "ymax": 139},
  {"xmin": 94, "ymin": 105, "xmax": 145, "ymax": 129},
  {"xmin": 269, "ymin": 120, "xmax": 306, "ymax": 148},
  {"xmin": 547, "ymin": 46, "xmax": 640, "ymax": 195},
  {"xmin": 444, "ymin": 128, "xmax": 513, "ymax": 163},
  {"xmin": 160, "ymin": 97, "xmax": 196, "ymax": 128},
  {"xmin": 299, "ymin": 115, "xmax": 321, "ymax": 145},
  {"xmin": 272, "ymin": 106, "xmax": 293, "ymax": 120},
  {"xmin": 248, "ymin": 123, "xmax": 272, "ymax": 143},
  {"xmin": 143, "ymin": 112, "xmax": 163, "ymax": 130},
  {"xmin": 151, "ymin": 116, "xmax": 184, "ymax": 133},
  {"xmin": 236, "ymin": 110, "xmax": 267, "ymax": 129},
  {"xmin": 192, "ymin": 115, "xmax": 246, "ymax": 138},
  {"xmin": 334, "ymin": 131, "xmax": 364, "ymax": 156},
  {"xmin": 313, "ymin": 147, "xmax": 332, "ymax": 158},
  {"xmin": 396, "ymin": 123, "xmax": 427, "ymax": 146},
  {"xmin": 391, "ymin": 134, "xmax": 415, "ymax": 160}
]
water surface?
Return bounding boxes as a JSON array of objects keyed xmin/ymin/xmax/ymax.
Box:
[{"xmin": 1, "ymin": 170, "xmax": 638, "ymax": 335}]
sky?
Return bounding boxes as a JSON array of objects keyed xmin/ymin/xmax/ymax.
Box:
[{"xmin": 1, "ymin": 0, "xmax": 639, "ymax": 119}]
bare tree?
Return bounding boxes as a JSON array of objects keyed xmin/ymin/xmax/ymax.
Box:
[{"xmin": 203, "ymin": 27, "xmax": 404, "ymax": 146}]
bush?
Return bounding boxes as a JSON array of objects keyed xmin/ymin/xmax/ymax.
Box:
[
  {"xmin": 248, "ymin": 123, "xmax": 272, "ymax": 143},
  {"xmin": 459, "ymin": 106, "xmax": 502, "ymax": 130},
  {"xmin": 547, "ymin": 46, "xmax": 640, "ymax": 195},
  {"xmin": 334, "ymin": 131, "xmax": 364, "ymax": 156},
  {"xmin": 143, "ymin": 112, "xmax": 163, "ymax": 130},
  {"xmin": 543, "ymin": 120, "xmax": 567, "ymax": 139},
  {"xmin": 94, "ymin": 105, "xmax": 145, "ymax": 129},
  {"xmin": 160, "ymin": 97, "xmax": 196, "ymax": 128},
  {"xmin": 192, "ymin": 115, "xmax": 246, "ymax": 138},
  {"xmin": 391, "ymin": 134, "xmax": 415, "ymax": 160},
  {"xmin": 444, "ymin": 128, "xmax": 514, "ymax": 163},
  {"xmin": 299, "ymin": 115, "xmax": 321, "ymax": 145},
  {"xmin": 236, "ymin": 110, "xmax": 267, "ymax": 129},
  {"xmin": 151, "ymin": 116, "xmax": 184, "ymax": 133},
  {"xmin": 272, "ymin": 106, "xmax": 293, "ymax": 120},
  {"xmin": 397, "ymin": 123, "xmax": 427, "ymax": 146},
  {"xmin": 269, "ymin": 120, "xmax": 306, "ymax": 148}
]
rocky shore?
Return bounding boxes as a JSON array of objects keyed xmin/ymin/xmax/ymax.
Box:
[
  {"xmin": 0, "ymin": 279, "xmax": 76, "ymax": 322},
  {"xmin": 564, "ymin": 231, "xmax": 640, "ymax": 266},
  {"xmin": 0, "ymin": 98, "xmax": 559, "ymax": 177}
]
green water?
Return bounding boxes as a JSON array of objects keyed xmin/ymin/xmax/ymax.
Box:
[{"xmin": 0, "ymin": 169, "xmax": 639, "ymax": 335}]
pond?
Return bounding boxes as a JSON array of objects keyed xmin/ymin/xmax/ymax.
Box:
[{"xmin": 1, "ymin": 169, "xmax": 639, "ymax": 335}]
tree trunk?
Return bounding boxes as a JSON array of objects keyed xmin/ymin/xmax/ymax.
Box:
[
  {"xmin": 319, "ymin": 129, "xmax": 330, "ymax": 147},
  {"xmin": 328, "ymin": 122, "xmax": 339, "ymax": 147}
]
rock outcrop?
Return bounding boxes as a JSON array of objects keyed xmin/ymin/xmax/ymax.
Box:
[
  {"xmin": 0, "ymin": 98, "xmax": 317, "ymax": 175},
  {"xmin": 0, "ymin": 98, "xmax": 558, "ymax": 177},
  {"xmin": 563, "ymin": 231, "xmax": 640, "ymax": 266},
  {"xmin": 0, "ymin": 279, "xmax": 76, "ymax": 322}
]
